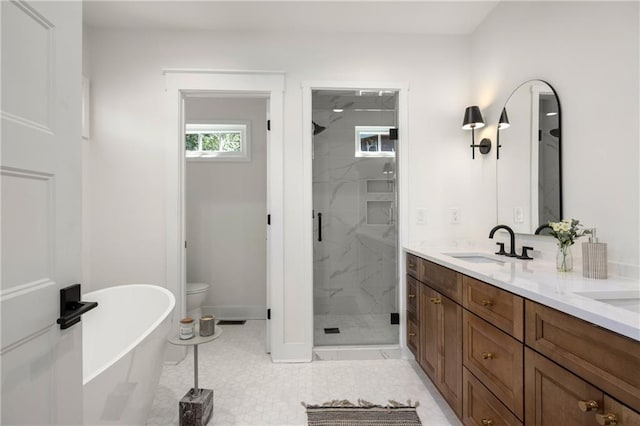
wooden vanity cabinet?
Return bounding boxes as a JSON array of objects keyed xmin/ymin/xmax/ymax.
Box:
[{"xmin": 405, "ymin": 253, "xmax": 640, "ymax": 425}]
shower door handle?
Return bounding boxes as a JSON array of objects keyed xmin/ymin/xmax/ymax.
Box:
[{"xmin": 317, "ymin": 212, "xmax": 322, "ymax": 242}]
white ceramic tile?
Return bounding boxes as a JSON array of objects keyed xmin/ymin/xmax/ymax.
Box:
[{"xmin": 147, "ymin": 320, "xmax": 460, "ymax": 425}]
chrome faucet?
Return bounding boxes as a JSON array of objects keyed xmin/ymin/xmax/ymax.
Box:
[{"xmin": 489, "ymin": 224, "xmax": 518, "ymax": 257}]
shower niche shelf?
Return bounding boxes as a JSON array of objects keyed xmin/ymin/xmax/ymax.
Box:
[
  {"xmin": 367, "ymin": 200, "xmax": 393, "ymax": 225},
  {"xmin": 366, "ymin": 179, "xmax": 394, "ymax": 193}
]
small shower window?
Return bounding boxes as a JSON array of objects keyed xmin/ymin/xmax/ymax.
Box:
[
  {"xmin": 185, "ymin": 121, "xmax": 250, "ymax": 161},
  {"xmin": 354, "ymin": 126, "xmax": 395, "ymax": 158}
]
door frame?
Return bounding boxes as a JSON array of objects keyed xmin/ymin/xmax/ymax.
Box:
[
  {"xmin": 163, "ymin": 69, "xmax": 285, "ymax": 361},
  {"xmin": 301, "ymin": 81, "xmax": 409, "ymax": 351}
]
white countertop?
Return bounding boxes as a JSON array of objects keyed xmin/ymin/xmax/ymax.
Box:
[{"xmin": 404, "ymin": 243, "xmax": 640, "ymax": 342}]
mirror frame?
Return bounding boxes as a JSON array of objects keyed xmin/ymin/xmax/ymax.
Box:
[{"xmin": 496, "ymin": 79, "xmax": 562, "ymax": 235}]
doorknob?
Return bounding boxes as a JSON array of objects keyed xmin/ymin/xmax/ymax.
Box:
[{"xmin": 56, "ymin": 283, "xmax": 98, "ymax": 329}]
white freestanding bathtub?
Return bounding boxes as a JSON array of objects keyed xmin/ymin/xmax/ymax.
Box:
[{"xmin": 82, "ymin": 284, "xmax": 175, "ymax": 425}]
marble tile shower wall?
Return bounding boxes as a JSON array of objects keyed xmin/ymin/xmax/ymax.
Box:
[{"xmin": 312, "ymin": 109, "xmax": 397, "ymax": 317}]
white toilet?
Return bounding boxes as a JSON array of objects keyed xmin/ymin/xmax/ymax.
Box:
[{"xmin": 186, "ymin": 282, "xmax": 210, "ymax": 319}]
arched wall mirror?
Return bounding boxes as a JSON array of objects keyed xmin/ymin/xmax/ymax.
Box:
[{"xmin": 496, "ymin": 80, "xmax": 562, "ymax": 234}]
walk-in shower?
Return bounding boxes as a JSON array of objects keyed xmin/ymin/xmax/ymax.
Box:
[{"xmin": 312, "ymin": 89, "xmax": 399, "ymax": 346}]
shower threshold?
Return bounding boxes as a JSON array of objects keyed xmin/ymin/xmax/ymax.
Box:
[{"xmin": 313, "ymin": 345, "xmax": 402, "ymax": 361}]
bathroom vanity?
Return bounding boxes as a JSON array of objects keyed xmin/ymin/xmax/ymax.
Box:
[{"xmin": 405, "ymin": 248, "xmax": 640, "ymax": 426}]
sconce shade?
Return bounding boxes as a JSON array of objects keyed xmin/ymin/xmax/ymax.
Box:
[
  {"xmin": 498, "ymin": 108, "xmax": 510, "ymax": 129},
  {"xmin": 462, "ymin": 106, "xmax": 485, "ymax": 130}
]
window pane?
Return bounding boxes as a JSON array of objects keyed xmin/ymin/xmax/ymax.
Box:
[
  {"xmin": 360, "ymin": 134, "xmax": 379, "ymax": 152},
  {"xmin": 201, "ymin": 134, "xmax": 220, "ymax": 151},
  {"xmin": 380, "ymin": 134, "xmax": 394, "ymax": 152},
  {"xmin": 185, "ymin": 134, "xmax": 199, "ymax": 151},
  {"xmin": 219, "ymin": 132, "xmax": 242, "ymax": 152}
]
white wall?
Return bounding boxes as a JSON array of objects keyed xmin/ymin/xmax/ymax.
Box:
[
  {"xmin": 471, "ymin": 1, "xmax": 640, "ymax": 275},
  {"xmin": 83, "ymin": 28, "xmax": 472, "ymax": 356},
  {"xmin": 83, "ymin": 2, "xmax": 639, "ymax": 360},
  {"xmin": 184, "ymin": 97, "xmax": 267, "ymax": 318}
]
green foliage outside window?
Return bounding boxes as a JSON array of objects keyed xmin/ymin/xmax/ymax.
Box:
[{"xmin": 186, "ymin": 134, "xmax": 199, "ymax": 151}]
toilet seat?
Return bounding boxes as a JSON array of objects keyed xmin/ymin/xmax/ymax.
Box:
[{"xmin": 187, "ymin": 282, "xmax": 209, "ymax": 294}]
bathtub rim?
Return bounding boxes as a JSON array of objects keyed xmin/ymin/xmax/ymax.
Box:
[{"xmin": 82, "ymin": 284, "xmax": 175, "ymax": 385}]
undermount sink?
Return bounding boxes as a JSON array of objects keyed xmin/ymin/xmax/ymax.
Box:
[
  {"xmin": 442, "ymin": 252, "xmax": 506, "ymax": 265},
  {"xmin": 573, "ymin": 290, "xmax": 640, "ymax": 314}
]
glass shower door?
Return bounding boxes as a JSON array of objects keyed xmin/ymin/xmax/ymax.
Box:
[{"xmin": 312, "ymin": 89, "xmax": 399, "ymax": 346}]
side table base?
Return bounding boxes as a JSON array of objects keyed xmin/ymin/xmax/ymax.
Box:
[{"xmin": 179, "ymin": 388, "xmax": 213, "ymax": 426}]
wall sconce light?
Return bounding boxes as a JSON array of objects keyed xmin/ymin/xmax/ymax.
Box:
[
  {"xmin": 496, "ymin": 108, "xmax": 510, "ymax": 159},
  {"xmin": 462, "ymin": 105, "xmax": 491, "ymax": 159}
]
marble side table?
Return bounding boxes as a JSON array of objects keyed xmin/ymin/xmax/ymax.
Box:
[{"xmin": 168, "ymin": 326, "xmax": 223, "ymax": 426}]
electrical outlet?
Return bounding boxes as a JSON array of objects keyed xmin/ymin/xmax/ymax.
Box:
[
  {"xmin": 449, "ymin": 207, "xmax": 461, "ymax": 224},
  {"xmin": 416, "ymin": 208, "xmax": 427, "ymax": 225},
  {"xmin": 514, "ymin": 207, "xmax": 524, "ymax": 224}
]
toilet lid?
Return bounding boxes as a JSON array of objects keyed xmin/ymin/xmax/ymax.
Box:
[{"xmin": 186, "ymin": 282, "xmax": 209, "ymax": 294}]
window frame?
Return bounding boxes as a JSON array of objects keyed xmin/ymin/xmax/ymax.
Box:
[
  {"xmin": 354, "ymin": 125, "xmax": 395, "ymax": 158},
  {"xmin": 185, "ymin": 120, "xmax": 251, "ymax": 162}
]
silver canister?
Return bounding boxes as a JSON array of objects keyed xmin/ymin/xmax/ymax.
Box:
[{"xmin": 199, "ymin": 314, "xmax": 216, "ymax": 337}]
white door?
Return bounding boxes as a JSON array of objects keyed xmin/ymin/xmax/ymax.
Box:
[{"xmin": 1, "ymin": 1, "xmax": 84, "ymax": 424}]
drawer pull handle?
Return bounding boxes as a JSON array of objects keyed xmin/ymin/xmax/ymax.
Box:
[
  {"xmin": 408, "ymin": 262, "xmax": 416, "ymax": 269},
  {"xmin": 578, "ymin": 400, "xmax": 599, "ymax": 412},
  {"xmin": 430, "ymin": 297, "xmax": 442, "ymax": 304},
  {"xmin": 408, "ymin": 333, "xmax": 416, "ymax": 337},
  {"xmin": 408, "ymin": 294, "xmax": 416, "ymax": 299},
  {"xmin": 595, "ymin": 413, "xmax": 618, "ymax": 425},
  {"xmin": 481, "ymin": 420, "xmax": 494, "ymax": 426},
  {"xmin": 482, "ymin": 352, "xmax": 495, "ymax": 360},
  {"xmin": 481, "ymin": 299, "xmax": 493, "ymax": 307}
]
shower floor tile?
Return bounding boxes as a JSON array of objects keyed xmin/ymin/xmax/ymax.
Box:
[
  {"xmin": 147, "ymin": 320, "xmax": 460, "ymax": 426},
  {"xmin": 314, "ymin": 314, "xmax": 398, "ymax": 346}
]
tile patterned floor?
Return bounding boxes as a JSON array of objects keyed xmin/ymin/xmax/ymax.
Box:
[{"xmin": 147, "ymin": 320, "xmax": 460, "ymax": 426}]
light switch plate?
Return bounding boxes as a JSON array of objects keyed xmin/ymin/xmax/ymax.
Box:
[
  {"xmin": 449, "ymin": 207, "xmax": 461, "ymax": 224},
  {"xmin": 416, "ymin": 208, "xmax": 426, "ymax": 225},
  {"xmin": 514, "ymin": 207, "xmax": 524, "ymax": 223}
]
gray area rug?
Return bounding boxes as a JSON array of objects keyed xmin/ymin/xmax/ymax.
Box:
[{"xmin": 302, "ymin": 399, "xmax": 421, "ymax": 426}]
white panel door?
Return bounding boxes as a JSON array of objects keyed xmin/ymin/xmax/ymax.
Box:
[{"xmin": 1, "ymin": 1, "xmax": 83, "ymax": 424}]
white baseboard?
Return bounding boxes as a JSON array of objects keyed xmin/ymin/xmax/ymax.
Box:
[{"xmin": 204, "ymin": 305, "xmax": 266, "ymax": 320}]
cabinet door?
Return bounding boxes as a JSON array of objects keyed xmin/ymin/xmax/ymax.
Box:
[
  {"xmin": 598, "ymin": 396, "xmax": 640, "ymax": 426},
  {"xmin": 419, "ymin": 284, "xmax": 439, "ymax": 381},
  {"xmin": 440, "ymin": 294, "xmax": 463, "ymax": 418},
  {"xmin": 525, "ymin": 348, "xmax": 602, "ymax": 426},
  {"xmin": 463, "ymin": 368, "xmax": 523, "ymax": 426}
]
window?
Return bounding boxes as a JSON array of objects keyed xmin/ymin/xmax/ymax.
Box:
[
  {"xmin": 355, "ymin": 126, "xmax": 395, "ymax": 157},
  {"xmin": 185, "ymin": 122, "xmax": 250, "ymax": 161}
]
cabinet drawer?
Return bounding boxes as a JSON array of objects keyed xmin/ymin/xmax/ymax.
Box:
[
  {"xmin": 463, "ymin": 276, "xmax": 524, "ymax": 341},
  {"xmin": 406, "ymin": 253, "xmax": 419, "ymax": 279},
  {"xmin": 525, "ymin": 301, "xmax": 640, "ymax": 412},
  {"xmin": 407, "ymin": 317, "xmax": 419, "ymax": 357},
  {"xmin": 463, "ymin": 311, "xmax": 524, "ymax": 420},
  {"xmin": 421, "ymin": 260, "xmax": 462, "ymax": 304},
  {"xmin": 407, "ymin": 275, "xmax": 418, "ymax": 320},
  {"xmin": 463, "ymin": 368, "xmax": 523, "ymax": 426}
]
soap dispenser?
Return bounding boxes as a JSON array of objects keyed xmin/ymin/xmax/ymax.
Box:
[{"xmin": 582, "ymin": 228, "xmax": 607, "ymax": 279}]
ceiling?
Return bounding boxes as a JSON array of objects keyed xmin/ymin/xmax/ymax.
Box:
[{"xmin": 83, "ymin": 1, "xmax": 500, "ymax": 35}]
